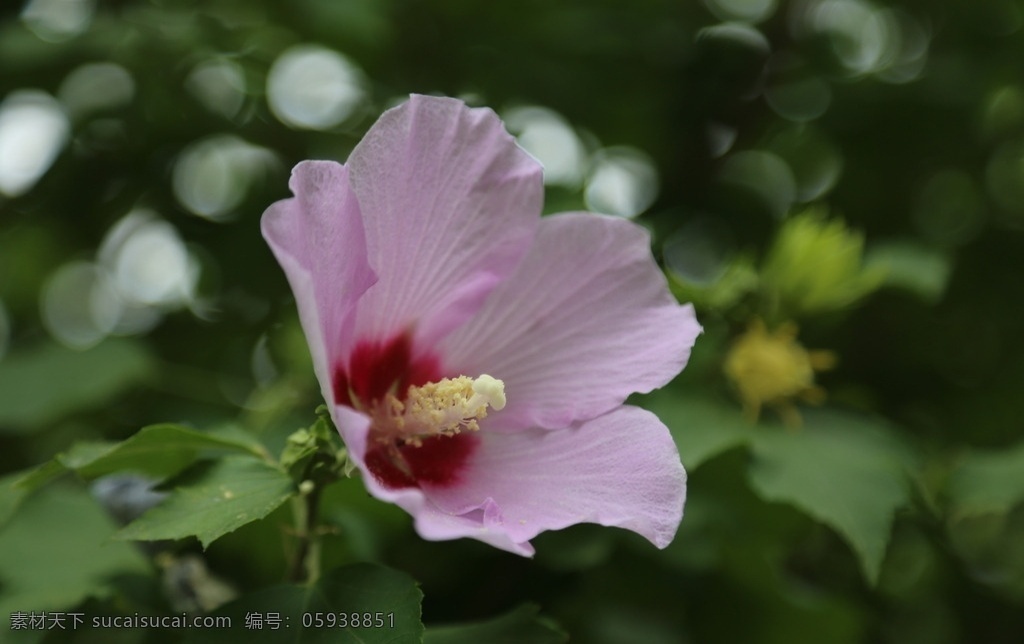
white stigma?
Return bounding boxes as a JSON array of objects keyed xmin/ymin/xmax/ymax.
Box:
[
  {"xmin": 373, "ymin": 374, "xmax": 506, "ymax": 445},
  {"xmin": 470, "ymin": 374, "xmax": 506, "ymax": 411}
]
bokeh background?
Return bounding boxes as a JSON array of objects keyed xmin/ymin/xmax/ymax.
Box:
[{"xmin": 3, "ymin": 0, "xmax": 1024, "ymax": 642}]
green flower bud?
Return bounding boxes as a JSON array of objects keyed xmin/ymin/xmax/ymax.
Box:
[{"xmin": 761, "ymin": 207, "xmax": 884, "ymax": 317}]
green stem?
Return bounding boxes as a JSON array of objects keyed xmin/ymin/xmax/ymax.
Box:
[{"xmin": 288, "ymin": 479, "xmax": 323, "ymax": 585}]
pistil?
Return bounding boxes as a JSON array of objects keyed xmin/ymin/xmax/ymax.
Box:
[{"xmin": 371, "ymin": 374, "xmax": 506, "ymax": 446}]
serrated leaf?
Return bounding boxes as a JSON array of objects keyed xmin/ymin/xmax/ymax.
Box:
[
  {"xmin": 116, "ymin": 455, "xmax": 295, "ymax": 548},
  {"xmin": 424, "ymin": 604, "xmax": 566, "ymax": 644},
  {"xmin": 183, "ymin": 563, "xmax": 423, "ymax": 644},
  {"xmin": 640, "ymin": 390, "xmax": 752, "ymax": 470},
  {"xmin": 59, "ymin": 423, "xmax": 267, "ymax": 481},
  {"xmin": 947, "ymin": 441, "xmax": 1024, "ymax": 517},
  {"xmin": 0, "ymin": 338, "xmax": 154, "ymax": 433},
  {"xmin": 745, "ymin": 410, "xmax": 913, "ymax": 584},
  {"xmin": 0, "ymin": 484, "xmax": 149, "ymax": 620}
]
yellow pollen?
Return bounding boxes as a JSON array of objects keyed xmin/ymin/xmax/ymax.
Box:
[{"xmin": 372, "ymin": 374, "xmax": 506, "ymax": 446}]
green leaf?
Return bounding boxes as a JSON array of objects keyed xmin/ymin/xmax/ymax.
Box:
[
  {"xmin": 865, "ymin": 240, "xmax": 952, "ymax": 304},
  {"xmin": 183, "ymin": 563, "xmax": 423, "ymax": 644},
  {"xmin": 0, "ymin": 338, "xmax": 154, "ymax": 433},
  {"xmin": 0, "ymin": 484, "xmax": 149, "ymax": 619},
  {"xmin": 745, "ymin": 410, "xmax": 913, "ymax": 584},
  {"xmin": 946, "ymin": 441, "xmax": 1024, "ymax": 517},
  {"xmin": 0, "ymin": 461, "xmax": 67, "ymax": 528},
  {"xmin": 115, "ymin": 455, "xmax": 295, "ymax": 548},
  {"xmin": 643, "ymin": 391, "xmax": 913, "ymax": 583},
  {"xmin": 0, "ymin": 471, "xmax": 28, "ymax": 530},
  {"xmin": 534, "ymin": 524, "xmax": 616, "ymax": 572},
  {"xmin": 59, "ymin": 423, "xmax": 267, "ymax": 481},
  {"xmin": 640, "ymin": 390, "xmax": 752, "ymax": 470},
  {"xmin": 668, "ymin": 255, "xmax": 759, "ymax": 312},
  {"xmin": 425, "ymin": 604, "xmax": 567, "ymax": 644}
]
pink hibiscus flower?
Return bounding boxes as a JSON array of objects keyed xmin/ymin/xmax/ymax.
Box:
[{"xmin": 262, "ymin": 95, "xmax": 701, "ymax": 555}]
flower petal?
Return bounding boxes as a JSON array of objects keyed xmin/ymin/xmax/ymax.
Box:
[
  {"xmin": 441, "ymin": 213, "xmax": 701, "ymax": 431},
  {"xmin": 261, "ymin": 161, "xmax": 377, "ymax": 400},
  {"xmin": 335, "ymin": 403, "xmax": 533, "ymax": 555},
  {"xmin": 422, "ymin": 405, "xmax": 686, "ymax": 552},
  {"xmin": 346, "ymin": 95, "xmax": 542, "ymax": 350}
]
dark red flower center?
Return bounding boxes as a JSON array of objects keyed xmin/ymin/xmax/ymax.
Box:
[{"xmin": 333, "ymin": 333, "xmax": 478, "ymax": 490}]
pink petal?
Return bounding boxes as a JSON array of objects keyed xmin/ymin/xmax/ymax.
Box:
[
  {"xmin": 330, "ymin": 403, "xmax": 372, "ymax": 466},
  {"xmin": 399, "ymin": 494, "xmax": 535, "ymax": 556},
  {"xmin": 441, "ymin": 213, "xmax": 701, "ymax": 431},
  {"xmin": 335, "ymin": 404, "xmax": 533, "ymax": 555},
  {"xmin": 261, "ymin": 161, "xmax": 377, "ymax": 401},
  {"xmin": 420, "ymin": 405, "xmax": 687, "ymax": 552},
  {"xmin": 346, "ymin": 95, "xmax": 542, "ymax": 350}
]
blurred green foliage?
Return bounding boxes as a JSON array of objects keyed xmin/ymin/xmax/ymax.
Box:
[{"xmin": 3, "ymin": 0, "xmax": 1024, "ymax": 642}]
